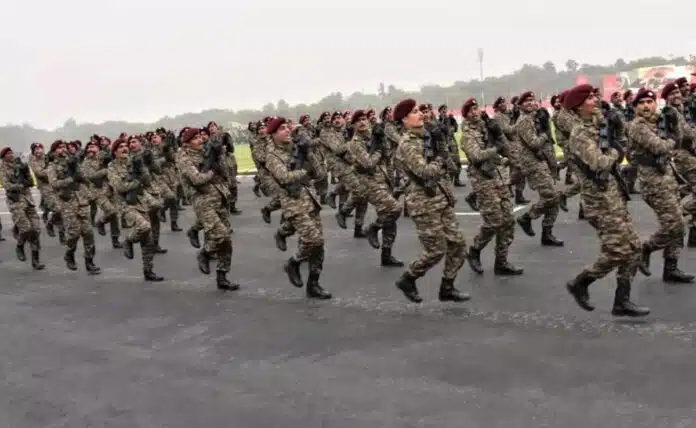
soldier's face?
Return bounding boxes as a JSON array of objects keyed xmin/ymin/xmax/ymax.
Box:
[
  {"xmin": 3, "ymin": 151, "xmax": 13, "ymax": 162},
  {"xmin": 332, "ymin": 116, "xmax": 345, "ymax": 127},
  {"xmin": 129, "ymin": 139, "xmax": 141, "ymax": 152},
  {"xmin": 87, "ymin": 145, "xmax": 99, "ymax": 156},
  {"xmin": 34, "ymin": 146, "xmax": 44, "ymax": 156},
  {"xmin": 116, "ymin": 144, "xmax": 129, "ymax": 159},
  {"xmin": 636, "ymin": 98, "xmax": 656, "ymax": 116},
  {"xmin": 151, "ymin": 134, "xmax": 162, "ymax": 145},
  {"xmin": 679, "ymin": 83, "xmax": 690, "ymax": 96},
  {"xmin": 403, "ymin": 106, "xmax": 424, "ymax": 128},
  {"xmin": 467, "ymin": 106, "xmax": 481, "ymax": 120},
  {"xmin": 55, "ymin": 145, "xmax": 66, "ymax": 155},
  {"xmin": 668, "ymin": 90, "xmax": 683, "ymax": 107},
  {"xmin": 274, "ymin": 123, "xmax": 291, "ymax": 142},
  {"xmin": 259, "ymin": 126, "xmax": 268, "ymax": 136},
  {"xmin": 579, "ymin": 94, "xmax": 598, "ymax": 117},
  {"xmin": 68, "ymin": 145, "xmax": 77, "ymax": 154},
  {"xmin": 209, "ymin": 124, "xmax": 218, "ymax": 133},
  {"xmin": 356, "ymin": 117, "xmax": 369, "ymax": 131},
  {"xmin": 610, "ymin": 94, "xmax": 621, "ymax": 104},
  {"xmin": 201, "ymin": 133, "xmax": 209, "ymax": 142},
  {"xmin": 521, "ymin": 98, "xmax": 535, "ymax": 112}
]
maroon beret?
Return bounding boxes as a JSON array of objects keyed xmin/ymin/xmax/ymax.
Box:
[
  {"xmin": 562, "ymin": 84, "xmax": 594, "ymax": 110},
  {"xmin": 111, "ymin": 140, "xmax": 127, "ymax": 156},
  {"xmin": 517, "ymin": 91, "xmax": 535, "ymax": 105},
  {"xmin": 85, "ymin": 140, "xmax": 99, "ymax": 150},
  {"xmin": 510, "ymin": 96, "xmax": 519, "ymax": 105},
  {"xmin": 623, "ymin": 90, "xmax": 633, "ymax": 101},
  {"xmin": 30, "ymin": 142, "xmax": 43, "ymax": 153},
  {"xmin": 461, "ymin": 98, "xmax": 478, "ymax": 117},
  {"xmin": 632, "ymin": 88, "xmax": 657, "ymax": 106},
  {"xmin": 675, "ymin": 77, "xmax": 688, "ymax": 87},
  {"xmin": 50, "ymin": 140, "xmax": 65, "ymax": 153},
  {"xmin": 379, "ymin": 106, "xmax": 392, "ymax": 120},
  {"xmin": 0, "ymin": 147, "xmax": 12, "ymax": 158},
  {"xmin": 366, "ymin": 108, "xmax": 375, "ymax": 115},
  {"xmin": 181, "ymin": 127, "xmax": 201, "ymax": 144},
  {"xmin": 393, "ymin": 99, "xmax": 417, "ymax": 122},
  {"xmin": 266, "ymin": 117, "xmax": 287, "ymax": 135},
  {"xmin": 492, "ymin": 97, "xmax": 506, "ymax": 109},
  {"xmin": 298, "ymin": 114, "xmax": 310, "ymax": 124},
  {"xmin": 661, "ymin": 82, "xmax": 679, "ymax": 99},
  {"xmin": 350, "ymin": 109, "xmax": 366, "ymax": 125},
  {"xmin": 558, "ymin": 90, "xmax": 569, "ymax": 104}
]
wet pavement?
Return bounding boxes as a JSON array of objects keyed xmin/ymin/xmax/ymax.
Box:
[{"xmin": 2, "ymin": 179, "xmax": 696, "ymax": 428}]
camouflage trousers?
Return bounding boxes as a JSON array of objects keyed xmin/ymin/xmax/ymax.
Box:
[
  {"xmin": 330, "ymin": 171, "xmax": 355, "ymax": 209},
  {"xmin": 522, "ymin": 162, "xmax": 560, "ymax": 227},
  {"xmin": 673, "ymin": 150, "xmax": 696, "ymax": 224},
  {"xmin": 63, "ymin": 203, "xmax": 95, "ymax": 259},
  {"xmin": 509, "ymin": 165, "xmax": 526, "ymax": 192},
  {"xmin": 365, "ymin": 180, "xmax": 401, "ymax": 249},
  {"xmin": 8, "ymin": 200, "xmax": 41, "ymax": 251},
  {"xmin": 340, "ymin": 174, "xmax": 368, "ymax": 226},
  {"xmin": 471, "ymin": 180, "xmax": 515, "ymax": 260},
  {"xmin": 123, "ymin": 207, "xmax": 155, "ymax": 271},
  {"xmin": 40, "ymin": 190, "xmax": 64, "ymax": 231},
  {"xmin": 286, "ymin": 209, "xmax": 324, "ymax": 275},
  {"xmin": 641, "ymin": 177, "xmax": 685, "ymax": 260},
  {"xmin": 157, "ymin": 180, "xmax": 179, "ymax": 224},
  {"xmin": 408, "ymin": 205, "xmax": 467, "ymax": 280},
  {"xmin": 561, "ymin": 148, "xmax": 582, "ymax": 199},
  {"xmin": 193, "ymin": 196, "xmax": 232, "ymax": 272},
  {"xmin": 583, "ymin": 203, "xmax": 641, "ymax": 281},
  {"xmin": 228, "ymin": 182, "xmax": 238, "ymax": 205},
  {"xmin": 96, "ymin": 193, "xmax": 120, "ymax": 238}
]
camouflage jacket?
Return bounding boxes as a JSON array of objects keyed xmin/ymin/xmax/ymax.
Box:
[
  {"xmin": 47, "ymin": 154, "xmax": 90, "ymax": 206},
  {"xmin": 0, "ymin": 160, "xmax": 34, "ymax": 205},
  {"xmin": 460, "ymin": 118, "xmax": 501, "ymax": 184},
  {"xmin": 627, "ymin": 114, "xmax": 678, "ymax": 194},
  {"xmin": 107, "ymin": 157, "xmax": 148, "ymax": 212},
  {"xmin": 319, "ymin": 125, "xmax": 354, "ymax": 177},
  {"xmin": 512, "ymin": 111, "xmax": 549, "ymax": 166},
  {"xmin": 176, "ymin": 147, "xmax": 229, "ymax": 204},
  {"xmin": 251, "ymin": 134, "xmax": 271, "ymax": 170},
  {"xmin": 493, "ymin": 111, "xmax": 515, "ymax": 141},
  {"xmin": 347, "ymin": 130, "xmax": 383, "ymax": 182},
  {"xmin": 553, "ymin": 108, "xmax": 577, "ymax": 149},
  {"xmin": 81, "ymin": 155, "xmax": 110, "ymax": 200},
  {"xmin": 265, "ymin": 141, "xmax": 321, "ymax": 216},
  {"xmin": 395, "ymin": 127, "xmax": 454, "ymax": 217},
  {"xmin": 29, "ymin": 155, "xmax": 50, "ymax": 190}
]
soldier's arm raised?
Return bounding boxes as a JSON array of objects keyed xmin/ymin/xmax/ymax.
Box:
[
  {"xmin": 628, "ymin": 121, "xmax": 674, "ymax": 155},
  {"xmin": 107, "ymin": 165, "xmax": 139, "ymax": 193},
  {"xmin": 517, "ymin": 117, "xmax": 547, "ymax": 150},
  {"xmin": 47, "ymin": 165, "xmax": 74, "ymax": 190},
  {"xmin": 321, "ymin": 132, "xmax": 347, "ymax": 155},
  {"xmin": 0, "ymin": 170, "xmax": 23, "ymax": 192},
  {"xmin": 266, "ymin": 152, "xmax": 308, "ymax": 185},
  {"xmin": 350, "ymin": 139, "xmax": 381, "ymax": 169},
  {"xmin": 308, "ymin": 150, "xmax": 327, "ymax": 181},
  {"xmin": 460, "ymin": 129, "xmax": 498, "ymax": 165},
  {"xmin": 82, "ymin": 161, "xmax": 108, "ymax": 182},
  {"xmin": 178, "ymin": 158, "xmax": 213, "ymax": 187},
  {"xmin": 570, "ymin": 126, "xmax": 617, "ymax": 171},
  {"xmin": 399, "ymin": 137, "xmax": 442, "ymax": 180}
]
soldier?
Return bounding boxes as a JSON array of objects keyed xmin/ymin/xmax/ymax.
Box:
[
  {"xmin": 298, "ymin": 115, "xmax": 328, "ymax": 205},
  {"xmin": 177, "ymin": 128, "xmax": 238, "ymax": 290},
  {"xmin": 323, "ymin": 112, "xmax": 354, "ymax": 213},
  {"xmin": 392, "ymin": 99, "xmax": 470, "ymax": 303},
  {"xmin": 555, "ymin": 91, "xmax": 585, "ymax": 217},
  {"xmin": 108, "ymin": 139, "xmax": 164, "ymax": 282},
  {"xmin": 563, "ymin": 84, "xmax": 649, "ymax": 317},
  {"xmin": 46, "ymin": 141, "xmax": 101, "ymax": 274},
  {"xmin": 459, "ymin": 98, "xmax": 523, "ymax": 275},
  {"xmin": 437, "ymin": 104, "xmax": 464, "ymax": 187},
  {"xmin": 345, "ymin": 110, "xmax": 403, "ymax": 266},
  {"xmin": 513, "ymin": 91, "xmax": 564, "ymax": 246},
  {"xmin": 620, "ymin": 90, "xmax": 640, "ymax": 194},
  {"xmin": 151, "ymin": 129, "xmax": 185, "ymax": 229},
  {"xmin": 0, "ymin": 147, "xmax": 44, "ymax": 269},
  {"xmin": 81, "ymin": 140, "xmax": 123, "ymax": 249},
  {"xmin": 265, "ymin": 117, "xmax": 331, "ymax": 299},
  {"xmin": 253, "ymin": 119, "xmax": 283, "ymax": 224},
  {"xmin": 628, "ymin": 88, "xmax": 694, "ymax": 283},
  {"xmin": 31, "ymin": 142, "xmax": 65, "ymax": 242}
]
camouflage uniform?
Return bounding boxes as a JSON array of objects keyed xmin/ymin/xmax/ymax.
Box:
[
  {"xmin": 384, "ymin": 121, "xmax": 402, "ymax": 186},
  {"xmin": 0, "ymin": 158, "xmax": 43, "ymax": 268},
  {"xmin": 555, "ymin": 108, "xmax": 583, "ymax": 212},
  {"xmin": 342, "ymin": 128, "xmax": 403, "ymax": 265},
  {"xmin": 82, "ymin": 152, "xmax": 122, "ymax": 248},
  {"xmin": 131, "ymin": 148, "xmax": 166, "ymax": 253},
  {"xmin": 460, "ymin": 118, "xmax": 522, "ymax": 275},
  {"xmin": 297, "ymin": 124, "xmax": 328, "ymax": 203},
  {"xmin": 495, "ymin": 111, "xmax": 528, "ymax": 204},
  {"xmin": 513, "ymin": 110, "xmax": 563, "ymax": 245},
  {"xmin": 565, "ymin": 114, "xmax": 649, "ymax": 317},
  {"xmin": 177, "ymin": 145, "xmax": 237, "ymax": 289},
  {"xmin": 151, "ymin": 140, "xmax": 182, "ymax": 230},
  {"xmin": 47, "ymin": 154, "xmax": 100, "ymax": 274},
  {"xmin": 322, "ymin": 124, "xmax": 356, "ymax": 215},
  {"xmin": 628, "ymin": 113, "xmax": 694, "ymax": 282},
  {"xmin": 30, "ymin": 154, "xmax": 64, "ymax": 241},
  {"xmin": 108, "ymin": 156, "xmax": 161, "ymax": 280},
  {"xmin": 335, "ymin": 130, "xmax": 371, "ymax": 236},
  {"xmin": 265, "ymin": 139, "xmax": 331, "ymax": 299},
  {"xmin": 224, "ymin": 146, "xmax": 241, "ymax": 214},
  {"xmin": 671, "ymin": 105, "xmax": 696, "ymax": 245},
  {"xmin": 393, "ymin": 127, "xmax": 469, "ymax": 303},
  {"xmin": 252, "ymin": 134, "xmax": 282, "ymax": 223}
]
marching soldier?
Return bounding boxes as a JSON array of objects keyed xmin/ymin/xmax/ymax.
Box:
[
  {"xmin": 207, "ymin": 122, "xmax": 242, "ymax": 215},
  {"xmin": 555, "ymin": 91, "xmax": 585, "ymax": 216},
  {"xmin": 392, "ymin": 99, "xmax": 470, "ymax": 303},
  {"xmin": 323, "ymin": 112, "xmax": 354, "ymax": 214},
  {"xmin": 177, "ymin": 128, "xmax": 238, "ymax": 290},
  {"xmin": 30, "ymin": 142, "xmax": 65, "ymax": 242},
  {"xmin": 253, "ymin": 119, "xmax": 283, "ymax": 224},
  {"xmin": 265, "ymin": 117, "xmax": 331, "ymax": 299},
  {"xmin": 151, "ymin": 130, "xmax": 185, "ymax": 229},
  {"xmin": 563, "ymin": 84, "xmax": 649, "ymax": 316},
  {"xmin": 0, "ymin": 147, "xmax": 44, "ymax": 269},
  {"xmin": 46, "ymin": 141, "xmax": 101, "ymax": 274},
  {"xmin": 82, "ymin": 140, "xmax": 123, "ymax": 248},
  {"xmin": 628, "ymin": 88, "xmax": 694, "ymax": 283},
  {"xmin": 459, "ymin": 99, "xmax": 523, "ymax": 275}
]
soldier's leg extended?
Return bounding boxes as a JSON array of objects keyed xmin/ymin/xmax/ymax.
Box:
[
  {"xmin": 274, "ymin": 216, "xmax": 296, "ymax": 252},
  {"xmin": 187, "ymin": 218, "xmax": 203, "ymax": 249},
  {"xmin": 149, "ymin": 210, "xmax": 167, "ymax": 254},
  {"xmin": 365, "ymin": 185, "xmax": 403, "ymax": 266},
  {"xmin": 640, "ymin": 188, "xmax": 693, "ymax": 282},
  {"xmin": 283, "ymin": 210, "xmax": 330, "ymax": 298},
  {"xmin": 162, "ymin": 184, "xmax": 182, "ymax": 231},
  {"xmin": 196, "ymin": 202, "xmax": 238, "ymax": 290},
  {"xmin": 96, "ymin": 197, "xmax": 122, "ymax": 248},
  {"xmin": 79, "ymin": 206, "xmax": 100, "ymax": 275},
  {"xmin": 510, "ymin": 166, "xmax": 529, "ymax": 204},
  {"xmin": 89, "ymin": 199, "xmax": 98, "ymax": 226},
  {"xmin": 314, "ymin": 176, "xmax": 328, "ymax": 205},
  {"xmin": 260, "ymin": 195, "xmax": 281, "ymax": 224},
  {"xmin": 123, "ymin": 209, "xmax": 162, "ymax": 281},
  {"xmin": 62, "ymin": 204, "xmax": 83, "ymax": 271},
  {"xmin": 516, "ymin": 165, "xmax": 563, "ymax": 246},
  {"xmin": 25, "ymin": 206, "xmax": 45, "ymax": 270},
  {"xmin": 228, "ymin": 182, "xmax": 242, "ymax": 215}
]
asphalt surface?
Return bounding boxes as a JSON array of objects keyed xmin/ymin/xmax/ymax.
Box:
[{"xmin": 2, "ymin": 177, "xmax": 696, "ymax": 428}]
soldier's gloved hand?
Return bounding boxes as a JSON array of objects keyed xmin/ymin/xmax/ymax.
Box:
[{"xmin": 140, "ymin": 173, "xmax": 151, "ymax": 187}]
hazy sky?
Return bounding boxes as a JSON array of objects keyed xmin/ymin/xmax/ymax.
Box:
[{"xmin": 2, "ymin": 0, "xmax": 694, "ymax": 129}]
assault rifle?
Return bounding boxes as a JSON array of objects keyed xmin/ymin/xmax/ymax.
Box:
[
  {"xmin": 369, "ymin": 123, "xmax": 385, "ymax": 155},
  {"xmin": 656, "ymin": 105, "xmax": 688, "ymax": 185},
  {"xmin": 200, "ymin": 139, "xmax": 224, "ymax": 174},
  {"xmin": 13, "ymin": 158, "xmax": 32, "ymax": 188},
  {"xmin": 162, "ymin": 131, "xmax": 177, "ymax": 163},
  {"xmin": 285, "ymin": 134, "xmax": 312, "ymax": 198},
  {"xmin": 598, "ymin": 116, "xmax": 631, "ymax": 200},
  {"xmin": 64, "ymin": 154, "xmax": 84, "ymax": 188},
  {"xmin": 533, "ymin": 108, "xmax": 559, "ymax": 176},
  {"xmin": 125, "ymin": 154, "xmax": 149, "ymax": 205},
  {"xmin": 477, "ymin": 113, "xmax": 508, "ymax": 179}
]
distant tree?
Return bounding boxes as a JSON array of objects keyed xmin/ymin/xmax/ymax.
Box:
[{"xmin": 565, "ymin": 59, "xmax": 579, "ymax": 72}]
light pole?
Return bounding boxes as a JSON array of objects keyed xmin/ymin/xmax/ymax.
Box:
[{"xmin": 478, "ymin": 48, "xmax": 485, "ymax": 106}]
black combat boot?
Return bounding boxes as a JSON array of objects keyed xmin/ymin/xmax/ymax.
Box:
[
  {"xmin": 515, "ymin": 189, "xmax": 530, "ymax": 204},
  {"xmin": 216, "ymin": 271, "xmax": 240, "ymax": 291},
  {"xmin": 494, "ymin": 257, "xmax": 524, "ymax": 276},
  {"xmin": 46, "ymin": 220, "xmax": 56, "ymax": 237},
  {"xmin": 565, "ymin": 170, "xmax": 574, "ymax": 185},
  {"xmin": 319, "ymin": 194, "xmax": 327, "ymax": 205},
  {"xmin": 353, "ymin": 224, "xmax": 366, "ymax": 238},
  {"xmin": 662, "ymin": 258, "xmax": 695, "ymax": 283},
  {"xmin": 453, "ymin": 176, "xmax": 465, "ymax": 187},
  {"xmin": 566, "ymin": 272, "xmax": 596, "ymax": 312},
  {"xmin": 31, "ymin": 250, "xmax": 45, "ymax": 270},
  {"xmin": 274, "ymin": 230, "xmax": 287, "ymax": 252},
  {"xmin": 395, "ymin": 271, "xmax": 422, "ymax": 303},
  {"xmin": 111, "ymin": 236, "xmax": 123, "ymax": 249},
  {"xmin": 380, "ymin": 248, "xmax": 404, "ymax": 267},
  {"xmin": 229, "ymin": 203, "xmax": 242, "ymax": 215},
  {"xmin": 64, "ymin": 250, "xmax": 77, "ymax": 271},
  {"xmin": 578, "ymin": 203, "xmax": 585, "ymax": 220},
  {"xmin": 638, "ymin": 242, "xmax": 652, "ymax": 276},
  {"xmin": 541, "ymin": 226, "xmax": 564, "ymax": 246},
  {"xmin": 58, "ymin": 229, "xmax": 66, "ymax": 245},
  {"xmin": 16, "ymin": 243, "xmax": 26, "ymax": 262},
  {"xmin": 144, "ymin": 269, "xmax": 164, "ymax": 281},
  {"xmin": 187, "ymin": 228, "xmax": 200, "ymax": 249},
  {"xmin": 171, "ymin": 221, "xmax": 182, "ymax": 232},
  {"xmin": 85, "ymin": 258, "xmax": 101, "ymax": 275},
  {"xmin": 467, "ymin": 247, "xmax": 484, "ymax": 274},
  {"xmin": 158, "ymin": 209, "xmax": 166, "ymax": 223},
  {"xmin": 260, "ymin": 207, "xmax": 272, "ymax": 224},
  {"xmin": 284, "ymin": 257, "xmax": 303, "ymax": 287},
  {"xmin": 611, "ymin": 278, "xmax": 650, "ymax": 317},
  {"xmin": 154, "ymin": 241, "xmax": 168, "ymax": 254},
  {"xmin": 438, "ymin": 278, "xmax": 471, "ymax": 302},
  {"xmin": 327, "ymin": 192, "xmax": 337, "ymax": 209},
  {"xmin": 335, "ymin": 211, "xmax": 347, "ymax": 229},
  {"xmin": 306, "ymin": 272, "xmax": 332, "ymax": 299},
  {"xmin": 465, "ymin": 192, "xmax": 478, "ymax": 211},
  {"xmin": 96, "ymin": 221, "xmax": 106, "ymax": 236},
  {"xmin": 366, "ymin": 224, "xmax": 380, "ymax": 248},
  {"xmin": 688, "ymin": 226, "xmax": 696, "ymax": 248},
  {"xmin": 516, "ymin": 213, "xmax": 535, "ymax": 236},
  {"xmin": 559, "ymin": 193, "xmax": 568, "ymax": 212},
  {"xmin": 197, "ymin": 250, "xmax": 211, "ymax": 275},
  {"xmin": 252, "ymin": 182, "xmax": 262, "ymax": 197},
  {"xmin": 123, "ymin": 239, "xmax": 134, "ymax": 260}
]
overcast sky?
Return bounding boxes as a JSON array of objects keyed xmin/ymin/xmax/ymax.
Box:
[{"xmin": 2, "ymin": 0, "xmax": 694, "ymax": 129}]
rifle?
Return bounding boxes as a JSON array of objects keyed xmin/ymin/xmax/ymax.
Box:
[
  {"xmin": 199, "ymin": 139, "xmax": 224, "ymax": 173},
  {"xmin": 285, "ymin": 134, "xmax": 312, "ymax": 198},
  {"xmin": 533, "ymin": 108, "xmax": 559, "ymax": 176},
  {"xmin": 369, "ymin": 123, "xmax": 385, "ymax": 155},
  {"xmin": 162, "ymin": 131, "xmax": 177, "ymax": 163},
  {"xmin": 477, "ymin": 114, "xmax": 507, "ymax": 179},
  {"xmin": 656, "ymin": 106, "xmax": 688, "ymax": 185},
  {"xmin": 125, "ymin": 154, "xmax": 149, "ymax": 205},
  {"xmin": 600, "ymin": 116, "xmax": 631, "ymax": 200}
]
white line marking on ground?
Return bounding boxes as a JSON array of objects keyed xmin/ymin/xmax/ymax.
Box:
[{"xmin": 455, "ymin": 205, "xmax": 526, "ymax": 216}]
